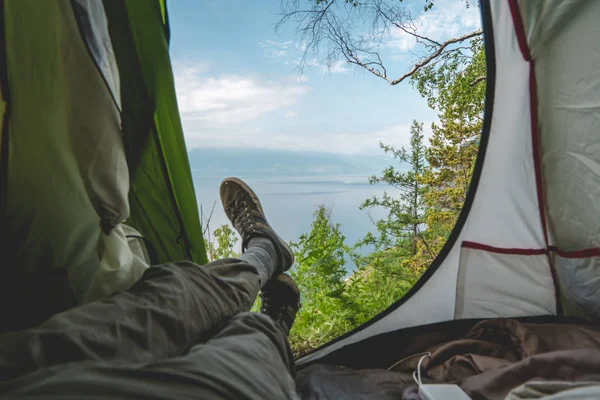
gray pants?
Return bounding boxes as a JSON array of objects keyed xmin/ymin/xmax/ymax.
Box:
[{"xmin": 0, "ymin": 259, "xmax": 298, "ymax": 399}]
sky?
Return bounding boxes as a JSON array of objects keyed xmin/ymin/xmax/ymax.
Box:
[{"xmin": 167, "ymin": 0, "xmax": 481, "ymax": 155}]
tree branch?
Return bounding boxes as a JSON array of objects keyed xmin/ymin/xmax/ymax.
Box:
[
  {"xmin": 389, "ymin": 30, "xmax": 483, "ymax": 85},
  {"xmin": 415, "ymin": 226, "xmax": 436, "ymax": 260},
  {"xmin": 278, "ymin": 1, "xmax": 483, "ymax": 86},
  {"xmin": 201, "ymin": 201, "xmax": 217, "ymax": 235}
]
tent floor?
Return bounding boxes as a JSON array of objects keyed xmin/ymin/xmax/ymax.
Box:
[{"xmin": 296, "ymin": 316, "xmax": 600, "ymax": 399}]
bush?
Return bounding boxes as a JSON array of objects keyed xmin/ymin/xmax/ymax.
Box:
[{"xmin": 288, "ymin": 206, "xmax": 420, "ymax": 357}]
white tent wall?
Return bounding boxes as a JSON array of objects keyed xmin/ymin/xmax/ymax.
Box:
[
  {"xmin": 522, "ymin": 0, "xmax": 600, "ymax": 319},
  {"xmin": 298, "ymin": 0, "xmax": 584, "ymax": 366}
]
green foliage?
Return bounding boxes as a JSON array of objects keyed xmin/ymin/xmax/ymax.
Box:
[
  {"xmin": 207, "ymin": 224, "xmax": 240, "ymax": 261},
  {"xmin": 289, "ymin": 205, "xmax": 420, "ymax": 357},
  {"xmin": 340, "ymin": 120, "xmax": 428, "ymax": 333},
  {"xmin": 287, "ymin": 206, "xmax": 357, "ymax": 355},
  {"xmin": 413, "ymin": 38, "xmax": 485, "ymax": 250}
]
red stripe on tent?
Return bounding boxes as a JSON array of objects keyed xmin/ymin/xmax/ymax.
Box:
[
  {"xmin": 462, "ymin": 241, "xmax": 547, "ymax": 255},
  {"xmin": 550, "ymin": 246, "xmax": 600, "ymax": 259},
  {"xmin": 463, "ymin": 241, "xmax": 600, "ymax": 259},
  {"xmin": 508, "ymin": 0, "xmax": 531, "ymax": 61},
  {"xmin": 508, "ymin": 0, "xmax": 562, "ymax": 315}
]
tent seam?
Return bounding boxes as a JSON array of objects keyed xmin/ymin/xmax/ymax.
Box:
[
  {"xmin": 463, "ymin": 242, "xmax": 600, "ymax": 259},
  {"xmin": 508, "ymin": 0, "xmax": 562, "ymax": 316}
]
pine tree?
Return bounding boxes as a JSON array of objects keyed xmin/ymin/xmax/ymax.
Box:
[
  {"xmin": 413, "ymin": 38, "xmax": 486, "ymax": 257},
  {"xmin": 359, "ymin": 120, "xmax": 427, "ymax": 259}
]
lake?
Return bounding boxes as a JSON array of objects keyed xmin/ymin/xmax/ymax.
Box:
[
  {"xmin": 188, "ymin": 148, "xmax": 402, "ymax": 270},
  {"xmin": 192, "ymin": 173, "xmax": 388, "ymax": 254}
]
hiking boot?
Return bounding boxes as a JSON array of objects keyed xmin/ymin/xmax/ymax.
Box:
[
  {"xmin": 260, "ymin": 273, "xmax": 300, "ymax": 335},
  {"xmin": 220, "ymin": 177, "xmax": 294, "ymax": 271}
]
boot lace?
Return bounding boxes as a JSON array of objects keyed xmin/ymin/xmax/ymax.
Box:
[
  {"xmin": 260, "ymin": 295, "xmax": 285, "ymax": 323},
  {"xmin": 226, "ymin": 198, "xmax": 257, "ymax": 238}
]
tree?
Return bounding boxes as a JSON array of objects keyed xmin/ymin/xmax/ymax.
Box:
[
  {"xmin": 415, "ymin": 38, "xmax": 485, "ymax": 251},
  {"xmin": 278, "ymin": 0, "xmax": 482, "ymax": 85},
  {"xmin": 359, "ymin": 120, "xmax": 427, "ymax": 257},
  {"xmin": 348, "ymin": 120, "xmax": 427, "ymax": 309}
]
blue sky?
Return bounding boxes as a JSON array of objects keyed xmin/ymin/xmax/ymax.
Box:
[{"xmin": 167, "ymin": 0, "xmax": 481, "ymax": 155}]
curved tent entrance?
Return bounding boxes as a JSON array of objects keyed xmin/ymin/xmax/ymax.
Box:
[{"xmin": 299, "ymin": 0, "xmax": 600, "ymax": 366}]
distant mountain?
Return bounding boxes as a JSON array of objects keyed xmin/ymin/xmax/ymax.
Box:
[{"xmin": 188, "ymin": 148, "xmax": 402, "ymax": 178}]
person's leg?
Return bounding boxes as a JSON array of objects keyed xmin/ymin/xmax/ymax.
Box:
[
  {"xmin": 0, "ymin": 177, "xmax": 295, "ymax": 381},
  {"xmin": 0, "ymin": 277, "xmax": 302, "ymax": 400}
]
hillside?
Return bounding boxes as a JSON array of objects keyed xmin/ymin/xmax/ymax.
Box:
[{"xmin": 188, "ymin": 148, "xmax": 399, "ymax": 178}]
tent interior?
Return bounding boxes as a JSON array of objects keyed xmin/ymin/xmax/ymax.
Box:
[{"xmin": 1, "ymin": 0, "xmax": 600, "ymax": 398}]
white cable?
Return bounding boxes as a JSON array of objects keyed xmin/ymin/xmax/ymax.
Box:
[
  {"xmin": 412, "ymin": 352, "xmax": 431, "ymax": 386},
  {"xmin": 387, "ymin": 351, "xmax": 432, "ymax": 371},
  {"xmin": 411, "ymin": 352, "xmax": 471, "ymax": 399}
]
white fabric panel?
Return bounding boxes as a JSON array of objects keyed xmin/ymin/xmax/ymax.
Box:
[
  {"xmin": 554, "ymin": 255, "xmax": 600, "ymax": 320},
  {"xmin": 522, "ymin": 0, "xmax": 600, "ymax": 250},
  {"xmin": 84, "ymin": 224, "xmax": 150, "ymax": 303},
  {"xmin": 460, "ymin": 2, "xmax": 543, "ymax": 249},
  {"xmin": 455, "ymin": 248, "xmax": 555, "ymax": 318},
  {"xmin": 123, "ymin": 224, "xmax": 153, "ymax": 265},
  {"xmin": 298, "ymin": 0, "xmax": 548, "ymax": 366},
  {"xmin": 520, "ymin": 0, "xmax": 600, "ymax": 319}
]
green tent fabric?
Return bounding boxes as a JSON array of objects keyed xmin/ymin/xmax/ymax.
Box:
[
  {"xmin": 103, "ymin": 0, "xmax": 208, "ymax": 265},
  {"xmin": 0, "ymin": 0, "xmax": 207, "ymax": 331}
]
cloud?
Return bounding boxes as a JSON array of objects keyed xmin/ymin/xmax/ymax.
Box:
[
  {"xmin": 263, "ymin": 40, "xmax": 349, "ymax": 74},
  {"xmin": 304, "ymin": 58, "xmax": 349, "ymax": 74},
  {"xmin": 173, "ymin": 63, "xmax": 309, "ymax": 126},
  {"xmin": 262, "ymin": 40, "xmax": 294, "ymax": 58},
  {"xmin": 181, "ymin": 118, "xmax": 435, "ymax": 155},
  {"xmin": 172, "ymin": 63, "xmax": 434, "ymax": 154},
  {"xmin": 316, "ymin": 122, "xmax": 434, "ymax": 155},
  {"xmin": 387, "ymin": 0, "xmax": 481, "ymax": 51}
]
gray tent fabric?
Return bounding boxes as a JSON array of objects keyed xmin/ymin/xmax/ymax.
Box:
[{"xmin": 520, "ymin": 0, "xmax": 600, "ymax": 320}]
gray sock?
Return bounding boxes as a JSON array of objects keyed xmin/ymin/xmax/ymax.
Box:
[{"xmin": 240, "ymin": 237, "xmax": 279, "ymax": 286}]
